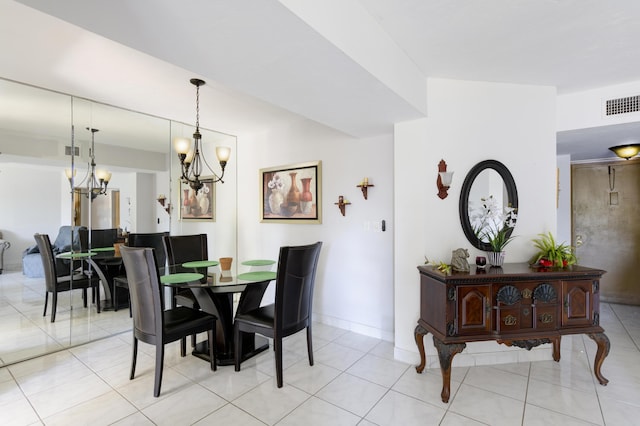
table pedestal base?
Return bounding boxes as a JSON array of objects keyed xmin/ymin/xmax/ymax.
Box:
[{"xmin": 193, "ymin": 335, "xmax": 269, "ymax": 366}]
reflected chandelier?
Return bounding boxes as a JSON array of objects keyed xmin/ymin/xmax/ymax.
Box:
[
  {"xmin": 66, "ymin": 127, "xmax": 111, "ymax": 200},
  {"xmin": 173, "ymin": 78, "xmax": 230, "ymax": 192}
]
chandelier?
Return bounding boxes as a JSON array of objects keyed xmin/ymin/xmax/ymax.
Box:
[
  {"xmin": 66, "ymin": 127, "xmax": 111, "ymax": 200},
  {"xmin": 173, "ymin": 78, "xmax": 230, "ymax": 192},
  {"xmin": 609, "ymin": 144, "xmax": 640, "ymax": 160}
]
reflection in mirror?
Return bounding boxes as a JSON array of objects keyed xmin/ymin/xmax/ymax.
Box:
[
  {"xmin": 0, "ymin": 77, "xmax": 238, "ymax": 366},
  {"xmin": 459, "ymin": 160, "xmax": 518, "ymax": 251}
]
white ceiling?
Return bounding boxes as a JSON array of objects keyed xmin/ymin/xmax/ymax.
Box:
[{"xmin": 3, "ymin": 0, "xmax": 640, "ymax": 160}]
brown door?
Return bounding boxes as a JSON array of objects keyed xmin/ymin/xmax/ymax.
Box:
[{"xmin": 572, "ymin": 161, "xmax": 640, "ymax": 304}]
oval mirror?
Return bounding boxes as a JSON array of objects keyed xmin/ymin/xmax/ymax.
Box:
[{"xmin": 459, "ymin": 160, "xmax": 518, "ymax": 251}]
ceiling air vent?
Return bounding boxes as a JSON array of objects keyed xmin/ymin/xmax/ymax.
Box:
[
  {"xmin": 605, "ymin": 95, "xmax": 640, "ymax": 116},
  {"xmin": 65, "ymin": 145, "xmax": 80, "ymax": 156}
]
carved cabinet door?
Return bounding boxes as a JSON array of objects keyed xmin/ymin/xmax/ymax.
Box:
[
  {"xmin": 456, "ymin": 285, "xmax": 492, "ymax": 335},
  {"xmin": 562, "ymin": 280, "xmax": 594, "ymax": 327}
]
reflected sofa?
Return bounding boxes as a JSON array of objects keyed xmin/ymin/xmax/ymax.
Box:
[{"xmin": 22, "ymin": 226, "xmax": 86, "ymax": 278}]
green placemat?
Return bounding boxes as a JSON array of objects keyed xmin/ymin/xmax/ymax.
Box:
[
  {"xmin": 160, "ymin": 273, "xmax": 203, "ymax": 284},
  {"xmin": 89, "ymin": 246, "xmax": 115, "ymax": 252},
  {"xmin": 182, "ymin": 260, "xmax": 219, "ymax": 268},
  {"xmin": 57, "ymin": 251, "xmax": 93, "ymax": 259},
  {"xmin": 241, "ymin": 259, "xmax": 276, "ymax": 266},
  {"xmin": 237, "ymin": 271, "xmax": 277, "ymax": 282}
]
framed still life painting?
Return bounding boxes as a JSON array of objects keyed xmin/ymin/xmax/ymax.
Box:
[
  {"xmin": 260, "ymin": 161, "xmax": 322, "ymax": 224},
  {"xmin": 179, "ymin": 176, "xmax": 215, "ymax": 221}
]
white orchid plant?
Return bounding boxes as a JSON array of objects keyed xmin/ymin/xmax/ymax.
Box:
[{"xmin": 469, "ymin": 195, "xmax": 518, "ymax": 252}]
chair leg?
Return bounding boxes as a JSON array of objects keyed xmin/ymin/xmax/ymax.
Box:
[
  {"xmin": 191, "ymin": 334, "xmax": 196, "ymax": 348},
  {"xmin": 180, "ymin": 337, "xmax": 187, "ymax": 357},
  {"xmin": 43, "ymin": 292, "xmax": 49, "ymax": 317},
  {"xmin": 130, "ymin": 336, "xmax": 138, "ymax": 380},
  {"xmin": 128, "ymin": 293, "xmax": 132, "ymax": 318},
  {"xmin": 113, "ymin": 284, "xmax": 118, "ymax": 312},
  {"xmin": 307, "ymin": 325, "xmax": 314, "ymax": 366},
  {"xmin": 154, "ymin": 343, "xmax": 165, "ymax": 397},
  {"xmin": 234, "ymin": 323, "xmax": 242, "ymax": 372},
  {"xmin": 82, "ymin": 288, "xmax": 88, "ymax": 308},
  {"xmin": 51, "ymin": 291, "xmax": 57, "ymax": 323},
  {"xmin": 275, "ymin": 337, "xmax": 283, "ymax": 388},
  {"xmin": 208, "ymin": 325, "xmax": 217, "ymax": 371},
  {"xmin": 95, "ymin": 283, "xmax": 101, "ymax": 314}
]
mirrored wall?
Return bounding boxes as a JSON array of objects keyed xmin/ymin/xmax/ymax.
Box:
[{"xmin": 0, "ymin": 77, "xmax": 237, "ymax": 365}]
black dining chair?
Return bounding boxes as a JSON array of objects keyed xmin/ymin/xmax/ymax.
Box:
[
  {"xmin": 234, "ymin": 241, "xmax": 322, "ymax": 387},
  {"xmin": 35, "ymin": 233, "xmax": 101, "ymax": 322},
  {"xmin": 120, "ymin": 246, "xmax": 217, "ymax": 397},
  {"xmin": 113, "ymin": 232, "xmax": 169, "ymax": 316},
  {"xmin": 162, "ymin": 234, "xmax": 208, "ymax": 309},
  {"xmin": 79, "ymin": 228, "xmax": 118, "ymax": 250}
]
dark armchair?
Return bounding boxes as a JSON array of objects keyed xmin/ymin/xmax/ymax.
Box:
[
  {"xmin": 120, "ymin": 246, "xmax": 217, "ymax": 397},
  {"xmin": 35, "ymin": 233, "xmax": 100, "ymax": 322},
  {"xmin": 234, "ymin": 241, "xmax": 322, "ymax": 387},
  {"xmin": 113, "ymin": 232, "xmax": 169, "ymax": 315},
  {"xmin": 162, "ymin": 234, "xmax": 207, "ymax": 309}
]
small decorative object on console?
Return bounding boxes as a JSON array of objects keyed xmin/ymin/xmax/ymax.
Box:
[{"xmin": 450, "ymin": 248, "xmax": 470, "ymax": 272}]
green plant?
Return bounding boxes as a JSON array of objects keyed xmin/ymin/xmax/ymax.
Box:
[
  {"xmin": 529, "ymin": 232, "xmax": 577, "ymax": 267},
  {"xmin": 479, "ymin": 225, "xmax": 516, "ymax": 252},
  {"xmin": 424, "ymin": 256, "xmax": 451, "ymax": 274}
]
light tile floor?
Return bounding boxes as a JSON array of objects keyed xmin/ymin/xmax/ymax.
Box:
[{"xmin": 1, "ymin": 271, "xmax": 640, "ymax": 425}]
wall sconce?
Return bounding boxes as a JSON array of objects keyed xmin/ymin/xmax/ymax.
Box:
[
  {"xmin": 437, "ymin": 159, "xmax": 454, "ymax": 199},
  {"xmin": 356, "ymin": 177, "xmax": 374, "ymax": 200},
  {"xmin": 609, "ymin": 144, "xmax": 640, "ymax": 160},
  {"xmin": 335, "ymin": 195, "xmax": 350, "ymax": 216}
]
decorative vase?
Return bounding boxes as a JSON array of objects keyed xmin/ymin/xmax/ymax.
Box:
[
  {"xmin": 286, "ymin": 172, "xmax": 301, "ymax": 213},
  {"xmin": 268, "ymin": 189, "xmax": 284, "ymax": 215},
  {"xmin": 263, "ymin": 171, "xmax": 274, "ymax": 213},
  {"xmin": 487, "ymin": 251, "xmax": 505, "ymax": 267},
  {"xmin": 183, "ymin": 189, "xmax": 190, "ymax": 215},
  {"xmin": 300, "ymin": 177, "xmax": 313, "ymax": 214},
  {"xmin": 189, "ymin": 190, "xmax": 199, "ymax": 216}
]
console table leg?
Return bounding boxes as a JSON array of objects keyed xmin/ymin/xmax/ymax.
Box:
[
  {"xmin": 587, "ymin": 332, "xmax": 610, "ymax": 385},
  {"xmin": 433, "ymin": 336, "xmax": 466, "ymax": 403},
  {"xmin": 552, "ymin": 336, "xmax": 561, "ymax": 362},
  {"xmin": 414, "ymin": 325, "xmax": 429, "ymax": 373}
]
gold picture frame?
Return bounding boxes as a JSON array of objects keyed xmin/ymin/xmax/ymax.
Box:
[{"xmin": 260, "ymin": 161, "xmax": 322, "ymax": 224}]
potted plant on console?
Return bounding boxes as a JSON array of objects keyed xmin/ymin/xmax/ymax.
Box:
[
  {"xmin": 470, "ymin": 195, "xmax": 517, "ymax": 267},
  {"xmin": 529, "ymin": 232, "xmax": 577, "ymax": 268}
]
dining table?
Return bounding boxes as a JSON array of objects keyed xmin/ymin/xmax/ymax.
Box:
[
  {"xmin": 162, "ymin": 263, "xmax": 277, "ymax": 366},
  {"xmin": 58, "ymin": 247, "xmax": 128, "ymax": 311}
]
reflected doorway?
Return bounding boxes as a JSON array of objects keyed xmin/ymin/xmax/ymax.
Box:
[{"xmin": 73, "ymin": 188, "xmax": 120, "ymax": 229}]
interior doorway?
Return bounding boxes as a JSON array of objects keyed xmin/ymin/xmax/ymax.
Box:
[
  {"xmin": 73, "ymin": 188, "xmax": 121, "ymax": 229},
  {"xmin": 572, "ymin": 161, "xmax": 640, "ymax": 305}
]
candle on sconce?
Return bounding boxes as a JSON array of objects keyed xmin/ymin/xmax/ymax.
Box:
[{"xmin": 363, "ymin": 177, "xmax": 369, "ymax": 185}]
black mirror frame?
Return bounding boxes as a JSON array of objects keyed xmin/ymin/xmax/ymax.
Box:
[{"xmin": 459, "ymin": 160, "xmax": 519, "ymax": 251}]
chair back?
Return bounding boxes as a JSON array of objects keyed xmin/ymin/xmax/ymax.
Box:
[
  {"xmin": 79, "ymin": 228, "xmax": 118, "ymax": 250},
  {"xmin": 128, "ymin": 232, "xmax": 169, "ymax": 269},
  {"xmin": 120, "ymin": 246, "xmax": 163, "ymax": 342},
  {"xmin": 34, "ymin": 233, "xmax": 58, "ymax": 292},
  {"xmin": 163, "ymin": 234, "xmax": 208, "ymax": 280},
  {"xmin": 274, "ymin": 242, "xmax": 322, "ymax": 335}
]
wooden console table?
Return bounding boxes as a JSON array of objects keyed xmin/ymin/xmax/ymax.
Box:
[{"xmin": 415, "ymin": 263, "xmax": 610, "ymax": 403}]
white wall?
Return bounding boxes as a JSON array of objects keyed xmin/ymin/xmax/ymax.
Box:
[
  {"xmin": 557, "ymin": 80, "xmax": 640, "ymax": 131},
  {"xmin": 394, "ymin": 78, "xmax": 558, "ymax": 366},
  {"xmin": 0, "ymin": 163, "xmax": 67, "ymax": 270},
  {"xmin": 236, "ymin": 118, "xmax": 395, "ymax": 340}
]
